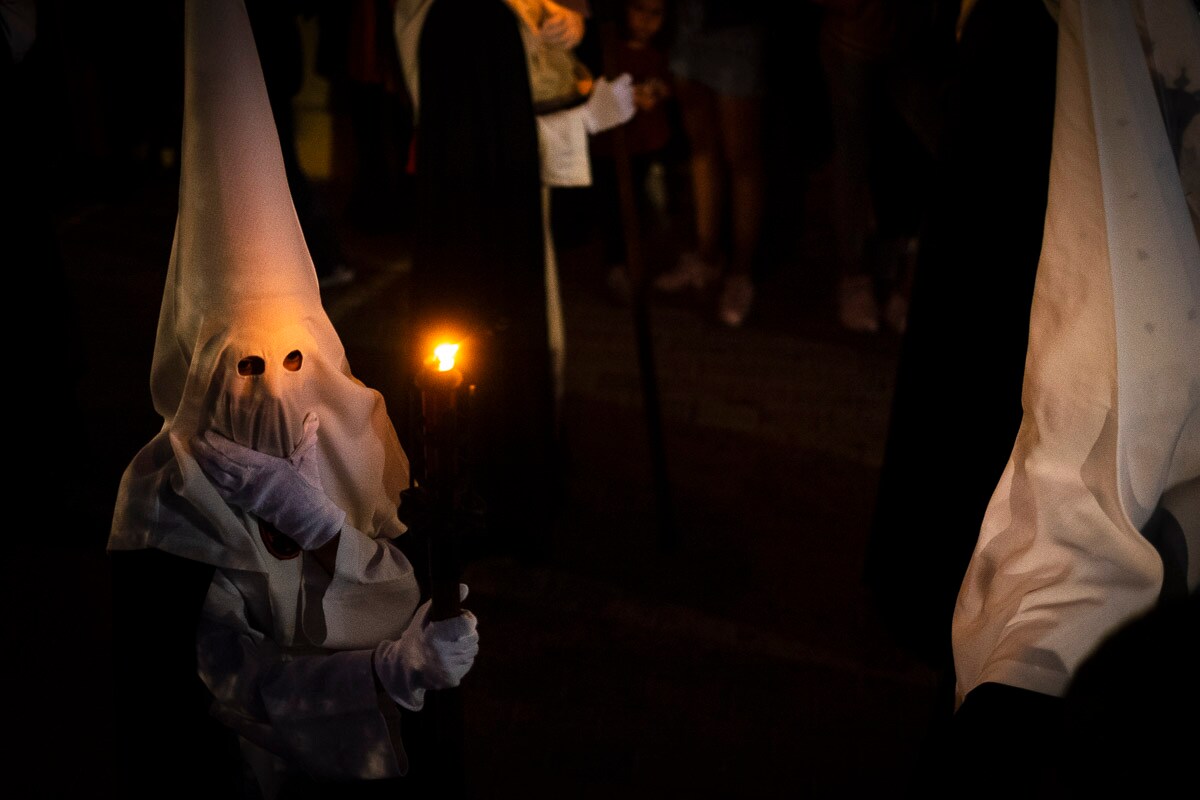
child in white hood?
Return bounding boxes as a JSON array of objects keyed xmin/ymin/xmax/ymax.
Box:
[{"xmin": 108, "ymin": 1, "xmax": 478, "ymax": 795}]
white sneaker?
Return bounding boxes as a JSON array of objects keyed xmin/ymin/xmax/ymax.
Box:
[
  {"xmin": 838, "ymin": 275, "xmax": 880, "ymax": 333},
  {"xmin": 718, "ymin": 274, "xmax": 754, "ymax": 328},
  {"xmin": 654, "ymin": 252, "xmax": 719, "ymax": 293}
]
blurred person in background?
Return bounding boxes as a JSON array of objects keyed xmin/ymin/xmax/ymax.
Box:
[
  {"xmin": 652, "ymin": 0, "xmax": 767, "ymax": 329},
  {"xmin": 814, "ymin": 0, "xmax": 955, "ymax": 333}
]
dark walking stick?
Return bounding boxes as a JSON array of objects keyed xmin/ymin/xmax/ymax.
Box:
[{"xmin": 599, "ymin": 19, "xmax": 676, "ymax": 551}]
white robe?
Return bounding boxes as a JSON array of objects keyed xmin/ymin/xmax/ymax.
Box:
[
  {"xmin": 952, "ymin": 0, "xmax": 1200, "ymax": 704},
  {"xmin": 197, "ymin": 520, "xmax": 420, "ymax": 792}
]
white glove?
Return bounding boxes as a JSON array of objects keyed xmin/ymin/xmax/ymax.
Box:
[
  {"xmin": 374, "ymin": 585, "xmax": 480, "ymax": 711},
  {"xmin": 582, "ymin": 73, "xmax": 636, "ymax": 135},
  {"xmin": 538, "ymin": 1, "xmax": 585, "ymax": 49},
  {"xmin": 191, "ymin": 412, "xmax": 346, "ymax": 550}
]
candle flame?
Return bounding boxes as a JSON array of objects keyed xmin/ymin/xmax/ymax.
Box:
[{"xmin": 433, "ymin": 343, "xmax": 459, "ymax": 372}]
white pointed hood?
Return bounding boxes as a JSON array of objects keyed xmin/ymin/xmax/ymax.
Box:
[{"xmin": 110, "ymin": 0, "xmax": 409, "ymax": 571}]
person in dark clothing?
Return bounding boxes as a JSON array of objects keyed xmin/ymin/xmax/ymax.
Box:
[
  {"xmin": 864, "ymin": 0, "xmax": 1058, "ymax": 790},
  {"xmin": 405, "ymin": 0, "xmax": 559, "ymax": 562},
  {"xmin": 865, "ymin": 0, "xmax": 1057, "ymax": 675}
]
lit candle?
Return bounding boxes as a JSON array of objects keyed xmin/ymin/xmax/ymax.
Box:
[{"xmin": 415, "ymin": 341, "xmax": 465, "ymax": 621}]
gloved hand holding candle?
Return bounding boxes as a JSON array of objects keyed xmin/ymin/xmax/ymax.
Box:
[{"xmin": 374, "ymin": 584, "xmax": 480, "ymax": 711}]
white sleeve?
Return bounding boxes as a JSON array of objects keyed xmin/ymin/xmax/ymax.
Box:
[
  {"xmin": 535, "ymin": 74, "xmax": 637, "ymax": 188},
  {"xmin": 300, "ymin": 524, "xmax": 422, "ymax": 650},
  {"xmin": 197, "ymin": 569, "xmax": 409, "ymax": 781}
]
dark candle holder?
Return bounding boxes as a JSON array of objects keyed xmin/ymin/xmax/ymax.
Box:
[{"xmin": 414, "ymin": 364, "xmax": 465, "ymax": 622}]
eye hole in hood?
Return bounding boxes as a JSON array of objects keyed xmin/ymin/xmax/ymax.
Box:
[
  {"xmin": 283, "ymin": 350, "xmax": 303, "ymax": 372},
  {"xmin": 237, "ymin": 356, "xmax": 265, "ymax": 376}
]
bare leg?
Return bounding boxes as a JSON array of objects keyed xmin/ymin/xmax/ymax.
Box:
[
  {"xmin": 676, "ymin": 77, "xmax": 724, "ymax": 268},
  {"xmin": 821, "ymin": 39, "xmax": 881, "ymax": 332}
]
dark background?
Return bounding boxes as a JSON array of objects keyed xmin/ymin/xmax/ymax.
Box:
[{"xmin": 4, "ymin": 1, "xmax": 1064, "ymax": 796}]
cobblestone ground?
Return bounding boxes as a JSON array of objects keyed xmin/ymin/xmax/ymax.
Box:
[{"xmin": 40, "ymin": 167, "xmax": 941, "ymax": 798}]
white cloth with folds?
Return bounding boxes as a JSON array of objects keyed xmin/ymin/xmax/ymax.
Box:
[
  {"xmin": 107, "ymin": 0, "xmax": 452, "ymax": 790},
  {"xmin": 952, "ymin": 0, "xmax": 1200, "ymax": 704}
]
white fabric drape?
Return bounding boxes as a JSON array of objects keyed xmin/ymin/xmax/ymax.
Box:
[{"xmin": 952, "ymin": 0, "xmax": 1200, "ymax": 703}]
